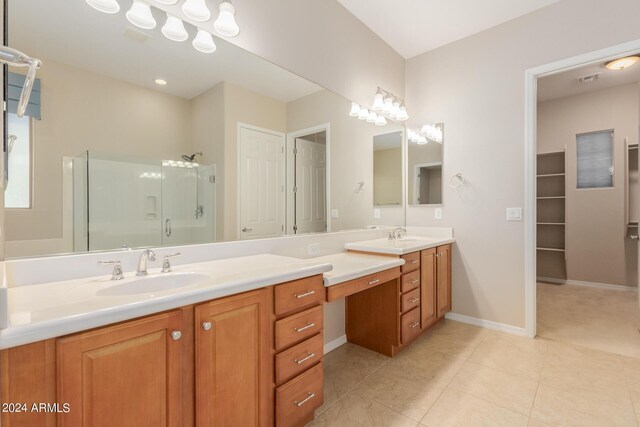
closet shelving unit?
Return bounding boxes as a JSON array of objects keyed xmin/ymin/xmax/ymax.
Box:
[
  {"xmin": 536, "ymin": 150, "xmax": 567, "ymax": 280},
  {"xmin": 627, "ymin": 143, "xmax": 639, "ymax": 236}
]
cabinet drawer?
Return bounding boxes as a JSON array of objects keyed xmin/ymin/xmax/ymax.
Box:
[
  {"xmin": 275, "ymin": 306, "xmax": 323, "ymax": 351},
  {"xmin": 400, "ymin": 288, "xmax": 420, "ymax": 313},
  {"xmin": 401, "ymin": 270, "xmax": 420, "ymax": 293},
  {"xmin": 401, "ymin": 307, "xmax": 421, "ymax": 344},
  {"xmin": 276, "ymin": 362, "xmax": 324, "ymax": 427},
  {"xmin": 401, "ymin": 252, "xmax": 420, "ymax": 273},
  {"xmin": 326, "ymin": 267, "xmax": 401, "ymax": 302},
  {"xmin": 275, "ymin": 275, "xmax": 325, "ymax": 316},
  {"xmin": 275, "ymin": 334, "xmax": 323, "ymax": 385}
]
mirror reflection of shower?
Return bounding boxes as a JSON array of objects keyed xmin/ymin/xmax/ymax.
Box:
[{"xmin": 7, "ymin": 134, "xmax": 17, "ymax": 157}]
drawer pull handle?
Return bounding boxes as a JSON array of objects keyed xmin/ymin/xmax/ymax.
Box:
[
  {"xmin": 409, "ymin": 321, "xmax": 420, "ymax": 329},
  {"xmin": 368, "ymin": 279, "xmax": 380, "ymax": 285},
  {"xmin": 408, "ymin": 297, "xmax": 419, "ymax": 303},
  {"xmin": 295, "ymin": 290, "xmax": 316, "ymax": 299},
  {"xmin": 295, "ymin": 352, "xmax": 316, "ymax": 365},
  {"xmin": 294, "ymin": 322, "xmax": 315, "ymax": 333},
  {"xmin": 410, "ymin": 260, "xmax": 419, "ymax": 264},
  {"xmin": 171, "ymin": 331, "xmax": 182, "ymax": 341},
  {"xmin": 410, "ymin": 279, "xmax": 419, "ymax": 284},
  {"xmin": 295, "ymin": 392, "xmax": 316, "ymax": 407}
]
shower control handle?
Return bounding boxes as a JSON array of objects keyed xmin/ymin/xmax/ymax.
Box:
[
  {"xmin": 165, "ymin": 219, "xmax": 172, "ymax": 237},
  {"xmin": 242, "ymin": 227, "xmax": 253, "ymax": 233}
]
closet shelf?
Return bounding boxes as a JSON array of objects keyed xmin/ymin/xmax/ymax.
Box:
[
  {"xmin": 536, "ymin": 173, "xmax": 565, "ymax": 178},
  {"xmin": 536, "ymin": 247, "xmax": 566, "ymax": 252},
  {"xmin": 537, "ymin": 196, "xmax": 565, "ymax": 199},
  {"xmin": 537, "ymin": 222, "xmax": 565, "ymax": 225}
]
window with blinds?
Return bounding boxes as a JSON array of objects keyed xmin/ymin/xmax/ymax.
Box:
[{"xmin": 576, "ymin": 130, "xmax": 614, "ymax": 189}]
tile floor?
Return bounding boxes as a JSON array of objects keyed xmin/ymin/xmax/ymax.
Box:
[
  {"xmin": 537, "ymin": 282, "xmax": 640, "ymax": 358},
  {"xmin": 308, "ymin": 319, "xmax": 640, "ymax": 426}
]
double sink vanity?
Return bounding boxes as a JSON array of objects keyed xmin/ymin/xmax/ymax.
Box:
[{"xmin": 0, "ymin": 230, "xmax": 453, "ymax": 427}]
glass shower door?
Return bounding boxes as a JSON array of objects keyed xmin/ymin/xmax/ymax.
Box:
[{"xmin": 161, "ymin": 161, "xmax": 199, "ymax": 247}]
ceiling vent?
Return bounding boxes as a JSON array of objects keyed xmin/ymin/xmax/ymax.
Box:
[{"xmin": 577, "ymin": 73, "xmax": 600, "ymax": 84}]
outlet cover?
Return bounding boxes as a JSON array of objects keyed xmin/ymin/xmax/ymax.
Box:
[
  {"xmin": 506, "ymin": 207, "xmax": 523, "ymax": 221},
  {"xmin": 331, "ymin": 209, "xmax": 339, "ymax": 219},
  {"xmin": 374, "ymin": 208, "xmax": 381, "ymax": 219},
  {"xmin": 434, "ymin": 208, "xmax": 443, "ymax": 220},
  {"xmin": 308, "ymin": 243, "xmax": 321, "ymax": 256}
]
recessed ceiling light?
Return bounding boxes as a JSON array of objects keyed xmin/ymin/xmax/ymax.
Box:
[
  {"xmin": 155, "ymin": 78, "xmax": 168, "ymax": 85},
  {"xmin": 605, "ymin": 55, "xmax": 640, "ymax": 70}
]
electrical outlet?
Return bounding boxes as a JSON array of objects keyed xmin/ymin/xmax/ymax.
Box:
[
  {"xmin": 506, "ymin": 207, "xmax": 523, "ymax": 221},
  {"xmin": 331, "ymin": 209, "xmax": 339, "ymax": 219},
  {"xmin": 374, "ymin": 208, "xmax": 381, "ymax": 219},
  {"xmin": 434, "ymin": 208, "xmax": 443, "ymax": 220},
  {"xmin": 308, "ymin": 243, "xmax": 321, "ymax": 256}
]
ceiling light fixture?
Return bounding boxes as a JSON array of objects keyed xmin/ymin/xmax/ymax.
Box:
[
  {"xmin": 372, "ymin": 88, "xmax": 384, "ymax": 111},
  {"xmin": 85, "ymin": 0, "xmax": 121, "ymax": 14},
  {"xmin": 214, "ymin": 1, "xmax": 240, "ymax": 37},
  {"xmin": 162, "ymin": 13, "xmax": 189, "ymax": 41},
  {"xmin": 182, "ymin": 0, "xmax": 212, "ymax": 22},
  {"xmin": 193, "ymin": 29, "xmax": 217, "ymax": 53},
  {"xmin": 349, "ymin": 102, "xmax": 361, "ymax": 117},
  {"xmin": 126, "ymin": 1, "xmax": 157, "ymax": 29},
  {"xmin": 155, "ymin": 78, "xmax": 168, "ymax": 85},
  {"xmin": 605, "ymin": 55, "xmax": 640, "ymax": 70}
]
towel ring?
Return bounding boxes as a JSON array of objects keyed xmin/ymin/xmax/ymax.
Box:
[{"xmin": 448, "ymin": 173, "xmax": 465, "ymax": 188}]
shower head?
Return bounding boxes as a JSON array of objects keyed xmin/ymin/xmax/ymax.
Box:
[
  {"xmin": 181, "ymin": 152, "xmax": 203, "ymax": 163},
  {"xmin": 7, "ymin": 135, "xmax": 17, "ymax": 155},
  {"xmin": 0, "ymin": 47, "xmax": 42, "ymax": 118}
]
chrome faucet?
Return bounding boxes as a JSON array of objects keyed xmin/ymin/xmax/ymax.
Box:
[
  {"xmin": 136, "ymin": 249, "xmax": 157, "ymax": 276},
  {"xmin": 388, "ymin": 227, "xmax": 407, "ymax": 240}
]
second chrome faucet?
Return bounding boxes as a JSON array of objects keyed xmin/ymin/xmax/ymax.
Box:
[{"xmin": 136, "ymin": 249, "xmax": 157, "ymax": 276}]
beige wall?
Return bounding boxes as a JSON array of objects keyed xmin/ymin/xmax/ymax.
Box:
[
  {"xmin": 373, "ymin": 148, "xmax": 402, "ymax": 205},
  {"xmin": 5, "ymin": 58, "xmax": 192, "ymax": 245},
  {"xmin": 538, "ymin": 83, "xmax": 638, "ymax": 287},
  {"xmin": 405, "ymin": 0, "xmax": 640, "ymax": 328},
  {"xmin": 286, "ymin": 89, "xmax": 405, "ymax": 229}
]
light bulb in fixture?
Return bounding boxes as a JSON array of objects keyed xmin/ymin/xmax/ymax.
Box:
[
  {"xmin": 366, "ymin": 111, "xmax": 377, "ymax": 123},
  {"xmin": 396, "ymin": 104, "xmax": 409, "ymax": 121},
  {"xmin": 390, "ymin": 100, "xmax": 401, "ymax": 118},
  {"xmin": 417, "ymin": 135, "xmax": 428, "ymax": 145},
  {"xmin": 155, "ymin": 78, "xmax": 168, "ymax": 85},
  {"xmin": 358, "ymin": 108, "xmax": 369, "ymax": 120},
  {"xmin": 375, "ymin": 115, "xmax": 387, "ymax": 126},
  {"xmin": 372, "ymin": 88, "xmax": 384, "ymax": 111},
  {"xmin": 126, "ymin": 1, "xmax": 156, "ymax": 29},
  {"xmin": 182, "ymin": 0, "xmax": 211, "ymax": 22},
  {"xmin": 156, "ymin": 0, "xmax": 177, "ymax": 3},
  {"xmin": 349, "ymin": 102, "xmax": 361, "ymax": 117},
  {"xmin": 382, "ymin": 96, "xmax": 393, "ymax": 114},
  {"xmin": 85, "ymin": 0, "xmax": 120, "ymax": 14},
  {"xmin": 421, "ymin": 124, "xmax": 432, "ymax": 134},
  {"xmin": 193, "ymin": 29, "xmax": 217, "ymax": 53},
  {"xmin": 162, "ymin": 14, "xmax": 188, "ymax": 42},
  {"xmin": 605, "ymin": 55, "xmax": 640, "ymax": 70},
  {"xmin": 214, "ymin": 1, "xmax": 240, "ymax": 36}
]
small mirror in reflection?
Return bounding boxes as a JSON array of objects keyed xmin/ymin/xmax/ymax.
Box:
[
  {"xmin": 373, "ymin": 130, "xmax": 403, "ymax": 206},
  {"xmin": 407, "ymin": 123, "xmax": 444, "ymax": 205}
]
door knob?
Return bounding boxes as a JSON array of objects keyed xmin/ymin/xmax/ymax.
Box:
[
  {"xmin": 171, "ymin": 331, "xmax": 182, "ymax": 341},
  {"xmin": 242, "ymin": 227, "xmax": 253, "ymax": 232},
  {"xmin": 202, "ymin": 322, "xmax": 213, "ymax": 331}
]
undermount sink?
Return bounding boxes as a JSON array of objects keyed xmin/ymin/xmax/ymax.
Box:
[{"xmin": 97, "ymin": 272, "xmax": 210, "ymax": 297}]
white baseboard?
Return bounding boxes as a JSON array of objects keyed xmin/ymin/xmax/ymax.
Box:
[
  {"xmin": 537, "ymin": 277, "xmax": 638, "ymax": 292},
  {"xmin": 324, "ymin": 334, "xmax": 347, "ymax": 354},
  {"xmin": 444, "ymin": 312, "xmax": 528, "ymax": 337}
]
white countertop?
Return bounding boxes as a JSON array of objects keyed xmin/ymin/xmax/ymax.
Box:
[
  {"xmin": 0, "ymin": 254, "xmax": 332, "ymax": 350},
  {"xmin": 314, "ymin": 252, "xmax": 405, "ymax": 286},
  {"xmin": 345, "ymin": 236, "xmax": 455, "ymax": 255}
]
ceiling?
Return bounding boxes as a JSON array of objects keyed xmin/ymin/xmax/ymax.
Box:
[
  {"xmin": 9, "ymin": 0, "xmax": 320, "ymax": 101},
  {"xmin": 337, "ymin": 0, "xmax": 561, "ymax": 59},
  {"xmin": 538, "ymin": 57, "xmax": 640, "ymax": 102}
]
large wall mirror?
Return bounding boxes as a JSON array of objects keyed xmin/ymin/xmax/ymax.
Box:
[
  {"xmin": 3, "ymin": 0, "xmax": 405, "ymax": 259},
  {"xmin": 407, "ymin": 123, "xmax": 444, "ymax": 205}
]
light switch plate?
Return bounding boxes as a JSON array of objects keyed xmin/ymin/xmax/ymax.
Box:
[
  {"xmin": 374, "ymin": 208, "xmax": 381, "ymax": 219},
  {"xmin": 308, "ymin": 243, "xmax": 321, "ymax": 256},
  {"xmin": 434, "ymin": 208, "xmax": 443, "ymax": 220},
  {"xmin": 331, "ymin": 209, "xmax": 339, "ymax": 219},
  {"xmin": 507, "ymin": 207, "xmax": 523, "ymax": 221}
]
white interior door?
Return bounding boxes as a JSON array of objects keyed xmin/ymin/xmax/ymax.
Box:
[
  {"xmin": 239, "ymin": 127, "xmax": 285, "ymax": 240},
  {"xmin": 294, "ymin": 138, "xmax": 326, "ymax": 234}
]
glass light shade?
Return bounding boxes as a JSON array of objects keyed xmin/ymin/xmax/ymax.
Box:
[
  {"xmin": 375, "ymin": 115, "xmax": 387, "ymax": 126},
  {"xmin": 382, "ymin": 97, "xmax": 393, "ymax": 114},
  {"xmin": 390, "ymin": 100, "xmax": 401, "ymax": 118},
  {"xmin": 366, "ymin": 111, "xmax": 377, "ymax": 123},
  {"xmin": 162, "ymin": 14, "xmax": 188, "ymax": 42},
  {"xmin": 372, "ymin": 92, "xmax": 384, "ymax": 111},
  {"xmin": 605, "ymin": 56, "xmax": 640, "ymax": 70},
  {"xmin": 358, "ymin": 108, "xmax": 369, "ymax": 120},
  {"xmin": 214, "ymin": 2, "xmax": 240, "ymax": 36},
  {"xmin": 85, "ymin": 0, "xmax": 120, "ymax": 14},
  {"xmin": 192, "ymin": 29, "xmax": 217, "ymax": 53},
  {"xmin": 156, "ymin": 0, "xmax": 177, "ymax": 3},
  {"xmin": 126, "ymin": 1, "xmax": 156, "ymax": 29},
  {"xmin": 349, "ymin": 102, "xmax": 361, "ymax": 117},
  {"xmin": 396, "ymin": 105, "xmax": 409, "ymax": 121},
  {"xmin": 182, "ymin": 0, "xmax": 211, "ymax": 22},
  {"xmin": 421, "ymin": 124, "xmax": 432, "ymax": 134},
  {"xmin": 417, "ymin": 135, "xmax": 428, "ymax": 145}
]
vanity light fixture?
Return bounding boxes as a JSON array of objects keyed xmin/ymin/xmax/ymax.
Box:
[
  {"xmin": 349, "ymin": 102, "xmax": 361, "ymax": 117},
  {"xmin": 162, "ymin": 13, "xmax": 189, "ymax": 42},
  {"xmin": 605, "ymin": 55, "xmax": 640, "ymax": 70},
  {"xmin": 214, "ymin": 1, "xmax": 240, "ymax": 37},
  {"xmin": 375, "ymin": 115, "xmax": 387, "ymax": 126},
  {"xmin": 372, "ymin": 88, "xmax": 384, "ymax": 111},
  {"xmin": 416, "ymin": 135, "xmax": 428, "ymax": 145},
  {"xmin": 85, "ymin": 0, "xmax": 121, "ymax": 14},
  {"xmin": 358, "ymin": 108, "xmax": 369, "ymax": 120},
  {"xmin": 390, "ymin": 99, "xmax": 401, "ymax": 118},
  {"xmin": 126, "ymin": 1, "xmax": 157, "ymax": 29},
  {"xmin": 382, "ymin": 95, "xmax": 393, "ymax": 114},
  {"xmin": 366, "ymin": 111, "xmax": 378, "ymax": 123},
  {"xmin": 193, "ymin": 29, "xmax": 217, "ymax": 53},
  {"xmin": 396, "ymin": 104, "xmax": 409, "ymax": 121},
  {"xmin": 156, "ymin": 0, "xmax": 178, "ymax": 3},
  {"xmin": 182, "ymin": 0, "xmax": 212, "ymax": 22},
  {"xmin": 155, "ymin": 78, "xmax": 168, "ymax": 85}
]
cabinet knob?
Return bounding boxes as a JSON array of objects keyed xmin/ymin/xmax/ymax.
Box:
[
  {"xmin": 171, "ymin": 331, "xmax": 182, "ymax": 341},
  {"xmin": 202, "ymin": 322, "xmax": 213, "ymax": 331}
]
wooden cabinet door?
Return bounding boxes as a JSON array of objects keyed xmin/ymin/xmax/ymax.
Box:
[
  {"xmin": 436, "ymin": 244, "xmax": 452, "ymax": 318},
  {"xmin": 420, "ymin": 248, "xmax": 437, "ymax": 328},
  {"xmin": 57, "ymin": 311, "xmax": 183, "ymax": 427},
  {"xmin": 195, "ymin": 289, "xmax": 271, "ymax": 427}
]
